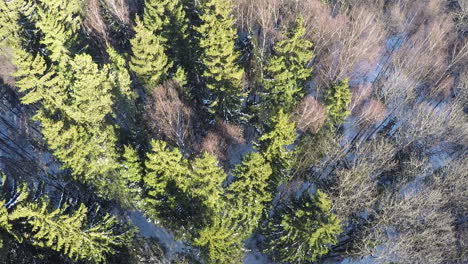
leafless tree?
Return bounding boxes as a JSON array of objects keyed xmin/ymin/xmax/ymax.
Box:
[
  {"xmin": 434, "ymin": 156, "xmax": 468, "ymax": 219},
  {"xmin": 299, "ymin": 1, "xmax": 386, "ymax": 91},
  {"xmin": 83, "ymin": 0, "xmax": 109, "ymax": 41},
  {"xmin": 197, "ymin": 121, "xmax": 245, "ymax": 162},
  {"xmin": 294, "ymin": 95, "xmax": 326, "ymax": 134},
  {"xmin": 394, "ymin": 101, "xmax": 467, "ymax": 148},
  {"xmin": 104, "ymin": 0, "xmax": 131, "ymax": 24},
  {"xmin": 332, "ymin": 138, "xmax": 396, "ymax": 222},
  {"xmin": 353, "ymin": 187, "xmax": 457, "ymax": 264},
  {"xmin": 144, "ymin": 80, "xmax": 194, "ymax": 152}
]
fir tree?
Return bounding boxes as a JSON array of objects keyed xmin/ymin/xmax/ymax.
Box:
[
  {"xmin": 130, "ymin": 17, "xmax": 172, "ymax": 88},
  {"xmin": 324, "ymin": 78, "xmax": 352, "ymax": 127},
  {"xmin": 195, "ymin": 0, "xmax": 244, "ymax": 120},
  {"xmin": 262, "ymin": 189, "xmax": 342, "ymax": 263},
  {"xmin": 258, "ymin": 109, "xmax": 297, "ymax": 187},
  {"xmin": 225, "ymin": 152, "xmax": 272, "ymax": 237},
  {"xmin": 262, "ymin": 16, "xmax": 314, "ymax": 116}
]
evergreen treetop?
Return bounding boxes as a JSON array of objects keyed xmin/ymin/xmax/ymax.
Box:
[
  {"xmin": 144, "ymin": 140, "xmax": 189, "ymax": 196},
  {"xmin": 0, "ymin": 185, "xmax": 133, "ymax": 263},
  {"xmin": 64, "ymin": 54, "xmax": 114, "ymax": 124},
  {"xmin": 195, "ymin": 0, "xmax": 244, "ymax": 120},
  {"xmin": 262, "ymin": 189, "xmax": 342, "ymax": 263},
  {"xmin": 130, "ymin": 17, "xmax": 172, "ymax": 88},
  {"xmin": 258, "ymin": 109, "xmax": 297, "ymax": 163},
  {"xmin": 143, "ymin": 140, "xmax": 190, "ymax": 223},
  {"xmin": 36, "ymin": 0, "xmax": 83, "ymax": 66},
  {"xmin": 194, "ymin": 213, "xmax": 244, "ymax": 264},
  {"xmin": 225, "ymin": 152, "xmax": 272, "ymax": 237},
  {"xmin": 324, "ymin": 78, "xmax": 352, "ymax": 127},
  {"xmin": 120, "ymin": 145, "xmax": 143, "ymax": 204},
  {"xmin": 189, "ymin": 152, "xmax": 226, "ymax": 212},
  {"xmin": 263, "ymin": 16, "xmax": 314, "ymax": 115}
]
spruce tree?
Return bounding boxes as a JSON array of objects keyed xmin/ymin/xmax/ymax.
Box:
[
  {"xmin": 225, "ymin": 152, "xmax": 272, "ymax": 237},
  {"xmin": 64, "ymin": 54, "xmax": 114, "ymax": 124},
  {"xmin": 107, "ymin": 46, "xmax": 139, "ymax": 134},
  {"xmin": 262, "ymin": 16, "xmax": 314, "ymax": 116},
  {"xmin": 130, "ymin": 17, "xmax": 171, "ymax": 88},
  {"xmin": 324, "ymin": 78, "xmax": 352, "ymax": 127},
  {"xmin": 142, "ymin": 0, "xmax": 189, "ymax": 59},
  {"xmin": 195, "ymin": 0, "xmax": 244, "ymax": 120},
  {"xmin": 35, "ymin": 0, "xmax": 83, "ymax": 65},
  {"xmin": 31, "ymin": 53, "xmax": 121, "ymax": 190},
  {"xmin": 36, "ymin": 114, "xmax": 120, "ymax": 187},
  {"xmin": 0, "ymin": 1, "xmax": 52, "ymax": 106},
  {"xmin": 0, "ymin": 0, "xmax": 24, "ymax": 48},
  {"xmin": 258, "ymin": 109, "xmax": 297, "ymax": 187},
  {"xmin": 189, "ymin": 152, "xmax": 226, "ymax": 212},
  {"xmin": 120, "ymin": 145, "xmax": 143, "ymax": 204},
  {"xmin": 0, "ymin": 185, "xmax": 132, "ymax": 263},
  {"xmin": 143, "ymin": 140, "xmax": 191, "ymax": 228},
  {"xmin": 13, "ymin": 49, "xmax": 54, "ymax": 105},
  {"xmin": 107, "ymin": 46, "xmax": 137, "ymax": 103},
  {"xmin": 262, "ymin": 189, "xmax": 342, "ymax": 263},
  {"xmin": 194, "ymin": 213, "xmax": 244, "ymax": 264}
]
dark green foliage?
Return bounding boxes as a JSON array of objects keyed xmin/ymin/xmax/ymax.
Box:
[
  {"xmin": 262, "ymin": 189, "xmax": 342, "ymax": 263},
  {"xmin": 226, "ymin": 152, "xmax": 272, "ymax": 237},
  {"xmin": 0, "ymin": 184, "xmax": 133, "ymax": 263},
  {"xmin": 258, "ymin": 109, "xmax": 297, "ymax": 188},
  {"xmin": 143, "ymin": 140, "xmax": 227, "ymax": 237},
  {"xmin": 262, "ymin": 17, "xmax": 314, "ymax": 117},
  {"xmin": 195, "ymin": 0, "xmax": 244, "ymax": 120},
  {"xmin": 324, "ymin": 78, "xmax": 352, "ymax": 127}
]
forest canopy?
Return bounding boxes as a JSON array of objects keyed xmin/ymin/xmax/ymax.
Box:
[{"xmin": 0, "ymin": 0, "xmax": 467, "ymax": 263}]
